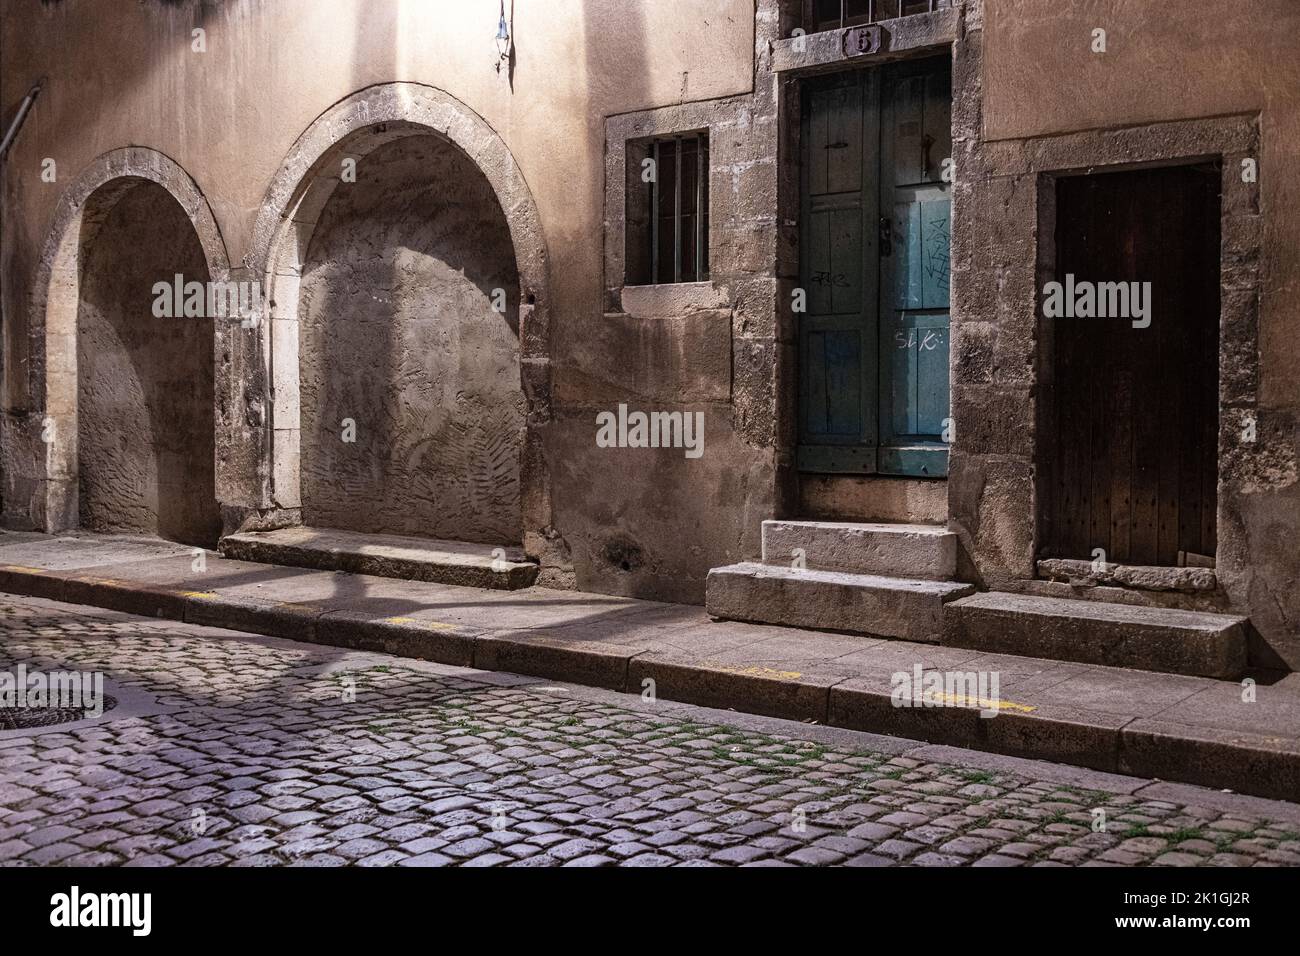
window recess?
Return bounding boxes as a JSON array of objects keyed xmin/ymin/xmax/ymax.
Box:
[{"xmin": 627, "ymin": 132, "xmax": 710, "ymax": 286}]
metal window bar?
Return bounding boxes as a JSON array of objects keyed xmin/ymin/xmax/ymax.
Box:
[
  {"xmin": 648, "ymin": 133, "xmax": 708, "ymax": 284},
  {"xmin": 674, "ymin": 138, "xmax": 683, "ymax": 282},
  {"xmin": 650, "ymin": 140, "xmax": 660, "ymax": 283},
  {"xmin": 697, "ymin": 137, "xmax": 706, "ymax": 280}
]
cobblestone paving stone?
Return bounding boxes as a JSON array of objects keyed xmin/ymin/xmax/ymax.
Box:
[{"xmin": 1, "ymin": 598, "xmax": 1298, "ymax": 867}]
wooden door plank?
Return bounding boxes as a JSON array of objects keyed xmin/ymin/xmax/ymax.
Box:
[
  {"xmin": 892, "ymin": 199, "xmax": 923, "ymax": 309},
  {"xmin": 826, "ymin": 83, "xmax": 863, "ymax": 195},
  {"xmin": 890, "ymin": 75, "xmax": 924, "ymax": 186},
  {"xmin": 888, "ymin": 321, "xmax": 916, "ymax": 436},
  {"xmin": 915, "ymin": 313, "xmax": 949, "ymax": 435},
  {"xmin": 806, "ymin": 208, "xmax": 833, "ymax": 316},
  {"xmin": 1109, "ymin": 363, "xmax": 1134, "ymax": 562},
  {"xmin": 804, "ymin": 330, "xmax": 829, "ymax": 436},
  {"xmin": 824, "ymin": 329, "xmax": 864, "ymax": 436},
  {"xmin": 1199, "ymin": 169, "xmax": 1221, "ymax": 557},
  {"xmin": 1053, "ymin": 194, "xmax": 1078, "ymax": 558},
  {"xmin": 1087, "ymin": 178, "xmax": 1115, "ymax": 562},
  {"xmin": 859, "ymin": 69, "xmax": 882, "ymax": 450},
  {"xmin": 830, "ymin": 206, "xmax": 864, "ymax": 315},
  {"xmin": 808, "ymin": 88, "xmax": 831, "ymax": 196},
  {"xmin": 1152, "ymin": 172, "xmax": 1182, "ymax": 565},
  {"xmin": 920, "ymin": 198, "xmax": 951, "ymax": 309},
  {"xmin": 922, "ymin": 68, "xmax": 952, "ymax": 185}
]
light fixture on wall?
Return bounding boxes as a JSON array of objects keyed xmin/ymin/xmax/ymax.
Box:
[{"xmin": 495, "ymin": 1, "xmax": 511, "ymax": 72}]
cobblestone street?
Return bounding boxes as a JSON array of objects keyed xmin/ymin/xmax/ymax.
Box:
[{"xmin": 1, "ymin": 595, "xmax": 1298, "ymax": 868}]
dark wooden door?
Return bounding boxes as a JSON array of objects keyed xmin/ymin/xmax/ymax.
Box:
[
  {"xmin": 798, "ymin": 59, "xmax": 951, "ymax": 477},
  {"xmin": 1042, "ymin": 165, "xmax": 1221, "ymax": 567}
]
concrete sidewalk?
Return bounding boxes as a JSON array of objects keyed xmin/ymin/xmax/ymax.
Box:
[{"xmin": 0, "ymin": 529, "xmax": 1296, "ymax": 802}]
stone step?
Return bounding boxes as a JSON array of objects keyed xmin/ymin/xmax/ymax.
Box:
[
  {"xmin": 706, "ymin": 561, "xmax": 974, "ymax": 643},
  {"xmin": 942, "ymin": 591, "xmax": 1248, "ymax": 679},
  {"xmin": 761, "ymin": 519, "xmax": 956, "ymax": 580},
  {"xmin": 219, "ymin": 527, "xmax": 538, "ymax": 590}
]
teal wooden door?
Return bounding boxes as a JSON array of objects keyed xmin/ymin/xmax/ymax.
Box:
[
  {"xmin": 798, "ymin": 70, "xmax": 880, "ymax": 473},
  {"xmin": 798, "ymin": 59, "xmax": 951, "ymax": 478},
  {"xmin": 878, "ymin": 61, "xmax": 951, "ymax": 476}
]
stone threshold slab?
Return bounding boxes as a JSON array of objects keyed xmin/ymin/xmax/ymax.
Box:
[
  {"xmin": 943, "ymin": 591, "xmax": 1248, "ymax": 680},
  {"xmin": 219, "ymin": 526, "xmax": 538, "ymax": 590},
  {"xmin": 0, "ymin": 545, "xmax": 1295, "ymax": 803}
]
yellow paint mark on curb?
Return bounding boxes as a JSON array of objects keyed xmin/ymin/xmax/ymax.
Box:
[
  {"xmin": 181, "ymin": 591, "xmax": 219, "ymax": 600},
  {"xmin": 384, "ymin": 616, "xmax": 458, "ymax": 632},
  {"xmin": 930, "ymin": 691, "xmax": 1036, "ymax": 713},
  {"xmin": 1, "ymin": 565, "xmax": 46, "ymax": 574},
  {"xmin": 703, "ymin": 661, "xmax": 803, "ymax": 681}
]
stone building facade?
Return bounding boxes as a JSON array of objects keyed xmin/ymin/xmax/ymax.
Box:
[{"xmin": 2, "ymin": 1, "xmax": 1297, "ymax": 672}]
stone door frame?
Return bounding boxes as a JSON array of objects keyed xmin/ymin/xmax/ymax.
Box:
[{"xmin": 950, "ymin": 113, "xmax": 1262, "ymax": 612}]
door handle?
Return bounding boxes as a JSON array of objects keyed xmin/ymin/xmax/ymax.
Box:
[{"xmin": 879, "ymin": 217, "xmax": 892, "ymax": 257}]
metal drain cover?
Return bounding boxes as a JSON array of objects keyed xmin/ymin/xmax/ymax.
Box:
[{"xmin": 0, "ymin": 695, "xmax": 118, "ymax": 730}]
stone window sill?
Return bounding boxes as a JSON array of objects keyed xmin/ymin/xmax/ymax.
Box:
[{"xmin": 616, "ymin": 281, "xmax": 727, "ymax": 319}]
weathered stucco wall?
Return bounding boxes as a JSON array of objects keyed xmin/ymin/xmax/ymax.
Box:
[
  {"xmin": 298, "ymin": 134, "xmax": 523, "ymax": 543},
  {"xmin": 2, "ymin": 0, "xmax": 1298, "ymax": 656},
  {"xmin": 1, "ymin": 0, "xmax": 763, "ymax": 602},
  {"xmin": 76, "ymin": 182, "xmax": 219, "ymax": 547}
]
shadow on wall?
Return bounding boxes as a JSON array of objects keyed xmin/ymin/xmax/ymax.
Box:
[
  {"xmin": 76, "ymin": 181, "xmax": 219, "ymax": 548},
  {"xmin": 571, "ymin": 0, "xmax": 730, "ymax": 603},
  {"xmin": 297, "ymin": 133, "xmax": 525, "ymax": 545}
]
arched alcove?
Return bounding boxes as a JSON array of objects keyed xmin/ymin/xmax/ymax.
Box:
[
  {"xmin": 249, "ymin": 84, "xmax": 556, "ymax": 564},
  {"xmin": 76, "ymin": 181, "xmax": 220, "ymax": 546},
  {"xmin": 298, "ymin": 132, "xmax": 524, "ymax": 542},
  {"xmin": 21, "ymin": 148, "xmax": 229, "ymax": 540}
]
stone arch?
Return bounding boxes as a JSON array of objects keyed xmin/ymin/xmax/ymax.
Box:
[
  {"xmin": 248, "ymin": 84, "xmax": 557, "ymax": 566},
  {"xmin": 18, "ymin": 147, "xmax": 229, "ymax": 535}
]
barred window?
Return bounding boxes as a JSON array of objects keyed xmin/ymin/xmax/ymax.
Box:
[
  {"xmin": 805, "ymin": 0, "xmax": 951, "ymax": 33},
  {"xmin": 626, "ymin": 132, "xmax": 709, "ymax": 285}
]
